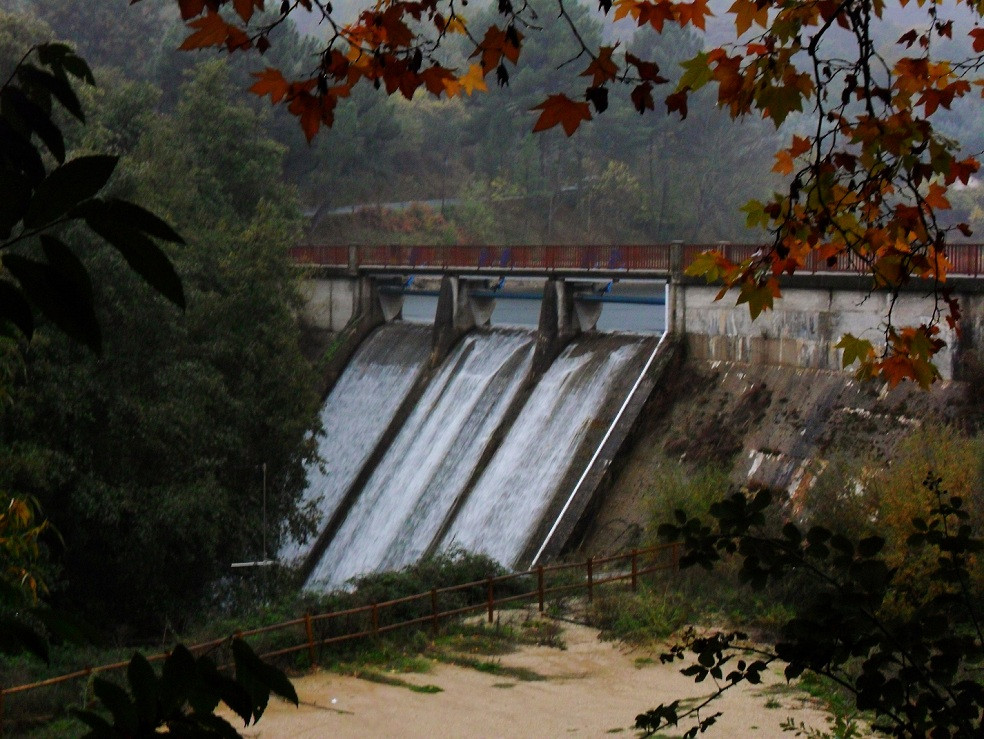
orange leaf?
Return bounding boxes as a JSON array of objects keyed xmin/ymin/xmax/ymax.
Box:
[
  {"xmin": 789, "ymin": 134, "xmax": 811, "ymax": 157},
  {"xmin": 420, "ymin": 65, "xmax": 457, "ymax": 97},
  {"xmin": 250, "ymin": 68, "xmax": 289, "ymax": 103},
  {"xmin": 772, "ymin": 149, "xmax": 794, "ymax": 175},
  {"xmin": 676, "ymin": 0, "xmax": 712, "ymax": 31},
  {"xmin": 924, "ymin": 183, "xmax": 951, "ymax": 210},
  {"xmin": 729, "ymin": 0, "xmax": 768, "ymax": 36},
  {"xmin": 459, "ymin": 64, "xmax": 488, "ymax": 96},
  {"xmin": 531, "ymin": 94, "xmax": 592, "ymax": 136},
  {"xmin": 179, "ymin": 11, "xmax": 232, "ymax": 50},
  {"xmin": 581, "ymin": 46, "xmax": 619, "ymax": 87}
]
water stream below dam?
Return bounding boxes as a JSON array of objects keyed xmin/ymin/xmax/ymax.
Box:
[
  {"xmin": 438, "ymin": 334, "xmax": 648, "ymax": 566},
  {"xmin": 306, "ymin": 328, "xmax": 536, "ymax": 589},
  {"xmin": 280, "ymin": 323, "xmax": 432, "ymax": 565},
  {"xmin": 296, "ymin": 318, "xmax": 659, "ymax": 592}
]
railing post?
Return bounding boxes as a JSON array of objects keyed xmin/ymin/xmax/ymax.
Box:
[
  {"xmin": 586, "ymin": 557, "xmax": 594, "ymax": 602},
  {"xmin": 431, "ymin": 588, "xmax": 439, "ymax": 632},
  {"xmin": 371, "ymin": 603, "xmax": 379, "ymax": 637},
  {"xmin": 631, "ymin": 549, "xmax": 638, "ymax": 592},
  {"xmin": 486, "ymin": 577, "xmax": 495, "ymax": 624},
  {"xmin": 537, "ymin": 566, "xmax": 545, "ymax": 614},
  {"xmin": 347, "ymin": 245, "xmax": 358, "ymax": 275},
  {"xmin": 304, "ymin": 612, "xmax": 317, "ymax": 666}
]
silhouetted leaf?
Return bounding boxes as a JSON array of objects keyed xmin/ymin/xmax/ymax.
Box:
[{"xmin": 23, "ymin": 155, "xmax": 118, "ymax": 228}]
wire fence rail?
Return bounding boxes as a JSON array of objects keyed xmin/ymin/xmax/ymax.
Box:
[
  {"xmin": 288, "ymin": 243, "xmax": 984, "ymax": 277},
  {"xmin": 0, "ymin": 542, "xmax": 679, "ymax": 730}
]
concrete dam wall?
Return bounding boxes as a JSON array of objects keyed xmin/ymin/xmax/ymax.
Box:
[{"xmin": 292, "ymin": 291, "xmax": 669, "ymax": 591}]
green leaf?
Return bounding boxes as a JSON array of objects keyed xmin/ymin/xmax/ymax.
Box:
[
  {"xmin": 678, "ymin": 52, "xmax": 712, "ymax": 92},
  {"xmin": 41, "ymin": 234, "xmax": 92, "ymax": 294},
  {"xmin": 84, "ymin": 215, "xmax": 185, "ymax": 309},
  {"xmin": 23, "ymin": 155, "xmax": 118, "ymax": 228},
  {"xmin": 0, "ymin": 118, "xmax": 46, "ymax": 184},
  {"xmin": 1, "ymin": 87, "xmax": 65, "ymax": 163},
  {"xmin": 127, "ymin": 653, "xmax": 160, "ymax": 724},
  {"xmin": 2, "ymin": 252, "xmax": 101, "ymax": 352},
  {"xmin": 16, "ymin": 64, "xmax": 84, "ymax": 121},
  {"xmin": 0, "ymin": 168, "xmax": 31, "ymax": 239},
  {"xmin": 835, "ymin": 334, "xmax": 874, "ymax": 368},
  {"xmin": 160, "ymin": 644, "xmax": 198, "ymax": 715},
  {"xmin": 105, "ymin": 199, "xmax": 185, "ymax": 244},
  {"xmin": 93, "ymin": 677, "xmax": 138, "ymax": 732},
  {"xmin": 37, "ymin": 43, "xmax": 95, "ymax": 84},
  {"xmin": 233, "ymin": 638, "xmax": 298, "ymax": 707},
  {"xmin": 755, "ymin": 83, "xmax": 805, "ymax": 127},
  {"xmin": 0, "ymin": 279, "xmax": 33, "ymax": 341},
  {"xmin": 72, "ymin": 709, "xmax": 115, "ymax": 734},
  {"xmin": 736, "ymin": 281, "xmax": 774, "ymax": 319}
]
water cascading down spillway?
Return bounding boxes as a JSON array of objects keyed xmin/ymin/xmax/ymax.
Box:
[
  {"xmin": 305, "ymin": 328, "xmax": 537, "ymax": 590},
  {"xmin": 280, "ymin": 323, "xmax": 432, "ymax": 565},
  {"xmin": 438, "ymin": 333, "xmax": 650, "ymax": 568}
]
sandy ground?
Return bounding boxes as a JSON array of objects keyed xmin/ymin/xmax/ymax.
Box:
[{"xmin": 233, "ymin": 614, "xmax": 833, "ymax": 738}]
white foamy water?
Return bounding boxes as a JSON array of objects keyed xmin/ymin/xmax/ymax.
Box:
[
  {"xmin": 439, "ymin": 335, "xmax": 646, "ymax": 568},
  {"xmin": 306, "ymin": 329, "xmax": 536, "ymax": 590},
  {"xmin": 280, "ymin": 323, "xmax": 432, "ymax": 565}
]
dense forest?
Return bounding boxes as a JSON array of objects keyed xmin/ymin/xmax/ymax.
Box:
[
  {"xmin": 2, "ymin": 0, "xmax": 984, "ymax": 638},
  {"xmin": 0, "ymin": 0, "xmax": 786, "ymax": 638},
  {"xmin": 0, "ymin": 2, "xmax": 323, "ymax": 637}
]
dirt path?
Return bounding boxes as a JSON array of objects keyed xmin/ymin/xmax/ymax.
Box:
[{"xmin": 236, "ymin": 619, "xmax": 832, "ymax": 738}]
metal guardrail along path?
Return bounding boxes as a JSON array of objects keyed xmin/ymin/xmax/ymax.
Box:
[{"xmin": 0, "ymin": 543, "xmax": 679, "ymax": 731}]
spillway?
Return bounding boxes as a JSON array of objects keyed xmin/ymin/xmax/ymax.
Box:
[
  {"xmin": 306, "ymin": 328, "xmax": 536, "ymax": 590},
  {"xmin": 280, "ymin": 323, "xmax": 432, "ymax": 565},
  {"xmin": 438, "ymin": 334, "xmax": 648, "ymax": 568}
]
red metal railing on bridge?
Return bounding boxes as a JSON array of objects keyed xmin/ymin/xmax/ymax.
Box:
[{"xmin": 289, "ymin": 243, "xmax": 984, "ymax": 277}]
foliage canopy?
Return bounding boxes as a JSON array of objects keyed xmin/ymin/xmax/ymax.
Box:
[{"xmin": 158, "ymin": 0, "xmax": 984, "ymax": 386}]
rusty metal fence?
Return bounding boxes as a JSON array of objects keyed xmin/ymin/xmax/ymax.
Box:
[
  {"xmin": 0, "ymin": 543, "xmax": 679, "ymax": 730},
  {"xmin": 289, "ymin": 243, "xmax": 984, "ymax": 277}
]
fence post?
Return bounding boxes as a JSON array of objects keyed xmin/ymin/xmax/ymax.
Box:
[
  {"xmin": 431, "ymin": 588, "xmax": 439, "ymax": 632},
  {"xmin": 586, "ymin": 557, "xmax": 594, "ymax": 603},
  {"xmin": 304, "ymin": 613, "xmax": 317, "ymax": 666},
  {"xmin": 537, "ymin": 566, "xmax": 545, "ymax": 614},
  {"xmin": 371, "ymin": 604, "xmax": 379, "ymax": 637},
  {"xmin": 631, "ymin": 549, "xmax": 638, "ymax": 592},
  {"xmin": 486, "ymin": 577, "xmax": 494, "ymax": 624}
]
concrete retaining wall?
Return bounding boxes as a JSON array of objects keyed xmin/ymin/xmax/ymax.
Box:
[{"xmin": 674, "ymin": 279, "xmax": 984, "ymax": 380}]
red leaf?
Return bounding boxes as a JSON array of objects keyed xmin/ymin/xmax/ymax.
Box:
[
  {"xmin": 531, "ymin": 94, "xmax": 592, "ymax": 136},
  {"xmin": 971, "ymin": 28, "xmax": 984, "ymax": 53},
  {"xmin": 179, "ymin": 11, "xmax": 233, "ymax": 50},
  {"xmin": 631, "ymin": 82, "xmax": 655, "ymax": 114},
  {"xmin": 625, "ymin": 52, "xmax": 667, "ymax": 84},
  {"xmin": 665, "ymin": 89, "xmax": 688, "ymax": 119},
  {"xmin": 580, "ymin": 46, "xmax": 619, "ymax": 87},
  {"xmin": 233, "ymin": 0, "xmax": 263, "ymax": 22},
  {"xmin": 177, "ymin": 0, "xmax": 208, "ymax": 20}
]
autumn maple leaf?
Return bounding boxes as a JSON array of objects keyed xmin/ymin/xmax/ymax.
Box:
[
  {"xmin": 531, "ymin": 94, "xmax": 592, "ymax": 136},
  {"xmin": 459, "ymin": 64, "xmax": 488, "ymax": 96}
]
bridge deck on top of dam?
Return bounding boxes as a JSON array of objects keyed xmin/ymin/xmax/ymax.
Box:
[{"xmin": 289, "ymin": 243, "xmax": 984, "ymax": 279}]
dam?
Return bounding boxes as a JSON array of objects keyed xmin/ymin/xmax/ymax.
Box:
[
  {"xmin": 289, "ymin": 243, "xmax": 984, "ymax": 591},
  {"xmin": 292, "ymin": 273, "xmax": 668, "ymax": 591}
]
